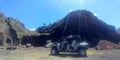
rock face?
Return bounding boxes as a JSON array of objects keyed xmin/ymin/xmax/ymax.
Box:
[
  {"xmin": 0, "ymin": 12, "xmax": 40, "ymax": 47},
  {"xmin": 0, "ymin": 13, "xmax": 18, "ymax": 46},
  {"xmin": 37, "ymin": 10, "xmax": 120, "ymax": 47},
  {"xmin": 98, "ymin": 40, "xmax": 120, "ymax": 49}
]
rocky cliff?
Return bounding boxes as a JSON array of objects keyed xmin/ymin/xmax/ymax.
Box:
[
  {"xmin": 0, "ymin": 12, "xmax": 40, "ymax": 47},
  {"xmin": 37, "ymin": 10, "xmax": 120, "ymax": 47}
]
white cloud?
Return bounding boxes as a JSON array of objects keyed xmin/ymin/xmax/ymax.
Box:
[
  {"xmin": 69, "ymin": 9, "xmax": 73, "ymax": 12},
  {"xmin": 29, "ymin": 28, "xmax": 36, "ymax": 31},
  {"xmin": 93, "ymin": 13, "xmax": 98, "ymax": 16}
]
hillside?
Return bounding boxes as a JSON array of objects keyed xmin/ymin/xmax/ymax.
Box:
[
  {"xmin": 37, "ymin": 10, "xmax": 120, "ymax": 47},
  {"xmin": 0, "ymin": 12, "xmax": 40, "ymax": 47}
]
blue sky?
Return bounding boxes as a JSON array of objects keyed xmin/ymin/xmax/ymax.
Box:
[{"xmin": 0, "ymin": 0, "xmax": 120, "ymax": 30}]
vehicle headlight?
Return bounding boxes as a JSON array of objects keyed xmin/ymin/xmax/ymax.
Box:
[{"xmin": 79, "ymin": 42, "xmax": 89, "ymax": 46}]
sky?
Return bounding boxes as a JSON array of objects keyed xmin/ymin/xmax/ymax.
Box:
[{"xmin": 0, "ymin": 0, "xmax": 120, "ymax": 30}]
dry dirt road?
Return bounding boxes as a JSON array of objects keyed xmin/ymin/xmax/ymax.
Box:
[{"xmin": 0, "ymin": 47, "xmax": 120, "ymax": 60}]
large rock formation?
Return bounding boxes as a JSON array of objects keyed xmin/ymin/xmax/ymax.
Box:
[
  {"xmin": 0, "ymin": 12, "xmax": 40, "ymax": 47},
  {"xmin": 0, "ymin": 12, "xmax": 18, "ymax": 46},
  {"xmin": 37, "ymin": 10, "xmax": 120, "ymax": 47}
]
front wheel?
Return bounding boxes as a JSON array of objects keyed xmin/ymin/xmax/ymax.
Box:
[
  {"xmin": 50, "ymin": 48, "xmax": 59, "ymax": 55},
  {"xmin": 78, "ymin": 49, "xmax": 87, "ymax": 57}
]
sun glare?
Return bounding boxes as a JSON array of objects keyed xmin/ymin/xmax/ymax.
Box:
[
  {"xmin": 60, "ymin": 0, "xmax": 86, "ymax": 7},
  {"xmin": 60, "ymin": 0, "xmax": 87, "ymax": 12}
]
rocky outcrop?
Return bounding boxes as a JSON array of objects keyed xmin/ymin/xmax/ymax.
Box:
[
  {"xmin": 0, "ymin": 12, "xmax": 40, "ymax": 47},
  {"xmin": 98, "ymin": 40, "xmax": 120, "ymax": 49},
  {"xmin": 37, "ymin": 10, "xmax": 120, "ymax": 47}
]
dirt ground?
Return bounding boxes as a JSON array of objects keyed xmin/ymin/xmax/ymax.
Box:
[{"xmin": 0, "ymin": 47, "xmax": 120, "ymax": 60}]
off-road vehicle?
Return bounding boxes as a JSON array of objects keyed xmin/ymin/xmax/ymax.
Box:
[{"xmin": 50, "ymin": 35, "xmax": 89, "ymax": 56}]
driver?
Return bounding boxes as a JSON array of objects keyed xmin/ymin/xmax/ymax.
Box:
[
  {"xmin": 61, "ymin": 38, "xmax": 68, "ymax": 50},
  {"xmin": 72, "ymin": 39, "xmax": 77, "ymax": 48}
]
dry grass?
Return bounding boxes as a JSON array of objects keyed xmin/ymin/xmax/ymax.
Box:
[{"xmin": 87, "ymin": 49, "xmax": 103, "ymax": 55}]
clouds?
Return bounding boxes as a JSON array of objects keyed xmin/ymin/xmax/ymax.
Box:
[
  {"xmin": 93, "ymin": 13, "xmax": 98, "ymax": 17},
  {"xmin": 29, "ymin": 28, "xmax": 36, "ymax": 31},
  {"xmin": 68, "ymin": 9, "xmax": 73, "ymax": 12}
]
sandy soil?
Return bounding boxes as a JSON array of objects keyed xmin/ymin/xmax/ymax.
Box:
[{"xmin": 0, "ymin": 47, "xmax": 120, "ymax": 60}]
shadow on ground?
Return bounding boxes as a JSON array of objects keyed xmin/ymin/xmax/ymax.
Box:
[{"xmin": 49, "ymin": 54, "xmax": 88, "ymax": 58}]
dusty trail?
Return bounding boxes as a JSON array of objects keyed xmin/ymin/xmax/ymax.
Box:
[{"xmin": 0, "ymin": 47, "xmax": 120, "ymax": 60}]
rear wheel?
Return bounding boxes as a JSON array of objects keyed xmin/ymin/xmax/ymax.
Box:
[
  {"xmin": 50, "ymin": 48, "xmax": 59, "ymax": 55},
  {"xmin": 78, "ymin": 49, "xmax": 87, "ymax": 57}
]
